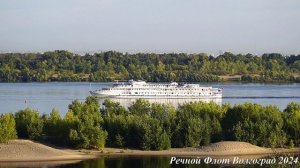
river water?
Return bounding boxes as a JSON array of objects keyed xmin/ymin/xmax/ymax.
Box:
[
  {"xmin": 0, "ymin": 82, "xmax": 299, "ymax": 115},
  {"xmin": 2, "ymin": 155, "xmax": 297, "ymax": 168},
  {"xmin": 60, "ymin": 155, "xmax": 299, "ymax": 168}
]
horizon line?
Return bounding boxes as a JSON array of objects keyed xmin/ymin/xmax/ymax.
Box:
[{"xmin": 0, "ymin": 49, "xmax": 299, "ymax": 57}]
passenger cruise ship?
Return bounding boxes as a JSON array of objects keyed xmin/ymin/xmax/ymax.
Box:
[{"xmin": 90, "ymin": 80, "xmax": 222, "ymax": 98}]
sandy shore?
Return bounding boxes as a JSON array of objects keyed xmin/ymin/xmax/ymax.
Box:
[
  {"xmin": 0, "ymin": 140, "xmax": 95, "ymax": 162},
  {"xmin": 0, "ymin": 140, "xmax": 299, "ymax": 163},
  {"xmin": 95, "ymin": 141, "xmax": 300, "ymax": 157}
]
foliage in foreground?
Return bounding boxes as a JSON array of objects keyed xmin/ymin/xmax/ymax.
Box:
[
  {"xmin": 14, "ymin": 108, "xmax": 43, "ymax": 140},
  {"xmin": 0, "ymin": 113, "xmax": 17, "ymax": 143},
  {"xmin": 223, "ymin": 103, "xmax": 286, "ymax": 147},
  {"xmin": 282, "ymin": 103, "xmax": 300, "ymax": 146},
  {"xmin": 103, "ymin": 100, "xmax": 299, "ymax": 149},
  {"xmin": 44, "ymin": 96, "xmax": 107, "ymax": 149},
  {"xmin": 103, "ymin": 99, "xmax": 174, "ymax": 150},
  {"xmin": 0, "ymin": 97, "xmax": 299, "ymax": 150}
]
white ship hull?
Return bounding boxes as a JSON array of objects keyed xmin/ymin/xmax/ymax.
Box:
[{"xmin": 90, "ymin": 80, "xmax": 223, "ymax": 99}]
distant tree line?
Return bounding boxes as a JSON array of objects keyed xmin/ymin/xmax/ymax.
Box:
[
  {"xmin": 0, "ymin": 50, "xmax": 299, "ymax": 82},
  {"xmin": 0, "ymin": 97, "xmax": 299, "ymax": 150}
]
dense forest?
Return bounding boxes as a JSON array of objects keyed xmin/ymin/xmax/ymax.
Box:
[
  {"xmin": 0, "ymin": 97, "xmax": 299, "ymax": 150},
  {"xmin": 0, "ymin": 50, "xmax": 299, "ymax": 82}
]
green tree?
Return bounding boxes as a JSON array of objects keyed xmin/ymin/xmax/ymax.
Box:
[
  {"xmin": 44, "ymin": 108, "xmax": 64, "ymax": 143},
  {"xmin": 14, "ymin": 108, "xmax": 43, "ymax": 140},
  {"xmin": 103, "ymin": 114, "xmax": 128, "ymax": 147},
  {"xmin": 0, "ymin": 113, "xmax": 17, "ymax": 143},
  {"xmin": 283, "ymin": 102, "xmax": 300, "ymax": 146},
  {"xmin": 223, "ymin": 103, "xmax": 286, "ymax": 147},
  {"xmin": 103, "ymin": 99, "xmax": 127, "ymax": 116},
  {"xmin": 0, "ymin": 51, "xmax": 298, "ymax": 82},
  {"xmin": 129, "ymin": 99, "xmax": 151, "ymax": 116},
  {"xmin": 172, "ymin": 101, "xmax": 224, "ymax": 147},
  {"xmin": 65, "ymin": 96, "xmax": 108, "ymax": 149}
]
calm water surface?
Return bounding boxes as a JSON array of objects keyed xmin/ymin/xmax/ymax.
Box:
[
  {"xmin": 61, "ymin": 155, "xmax": 300, "ymax": 168},
  {"xmin": 0, "ymin": 82, "xmax": 299, "ymax": 115},
  {"xmin": 2, "ymin": 155, "xmax": 298, "ymax": 168}
]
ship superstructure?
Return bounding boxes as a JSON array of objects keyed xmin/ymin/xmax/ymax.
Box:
[{"xmin": 90, "ymin": 80, "xmax": 222, "ymax": 98}]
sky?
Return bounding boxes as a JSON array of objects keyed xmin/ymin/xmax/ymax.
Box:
[{"xmin": 0, "ymin": 0, "xmax": 299, "ymax": 55}]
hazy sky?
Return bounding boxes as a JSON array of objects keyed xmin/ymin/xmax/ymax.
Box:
[{"xmin": 0, "ymin": 0, "xmax": 299, "ymax": 54}]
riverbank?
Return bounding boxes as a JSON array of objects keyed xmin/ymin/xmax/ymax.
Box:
[
  {"xmin": 0, "ymin": 140, "xmax": 96, "ymax": 162},
  {"xmin": 94, "ymin": 141, "xmax": 300, "ymax": 157},
  {"xmin": 0, "ymin": 140, "xmax": 299, "ymax": 163}
]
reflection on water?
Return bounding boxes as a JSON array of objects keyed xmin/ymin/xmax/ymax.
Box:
[
  {"xmin": 60, "ymin": 155, "xmax": 299, "ymax": 168},
  {"xmin": 1, "ymin": 155, "xmax": 298, "ymax": 167},
  {"xmin": 99, "ymin": 98, "xmax": 222, "ymax": 109}
]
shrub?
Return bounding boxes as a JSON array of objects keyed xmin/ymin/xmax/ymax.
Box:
[
  {"xmin": 0, "ymin": 113, "xmax": 17, "ymax": 143},
  {"xmin": 223, "ymin": 103, "xmax": 286, "ymax": 147},
  {"xmin": 64, "ymin": 96, "xmax": 107, "ymax": 149},
  {"xmin": 14, "ymin": 108, "xmax": 43, "ymax": 140},
  {"xmin": 283, "ymin": 102, "xmax": 300, "ymax": 146}
]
